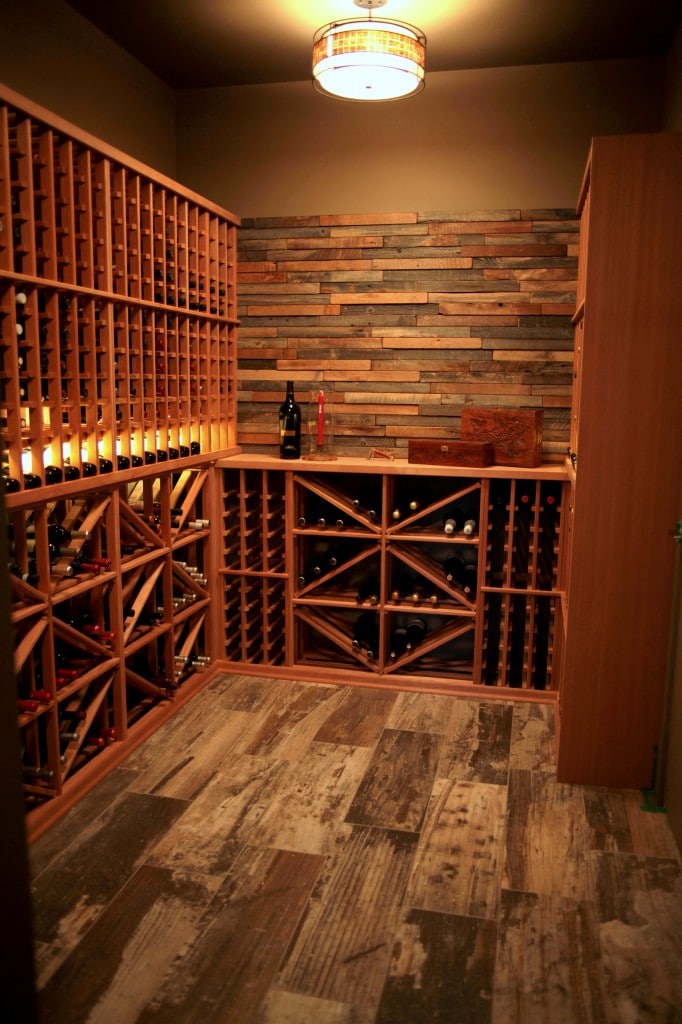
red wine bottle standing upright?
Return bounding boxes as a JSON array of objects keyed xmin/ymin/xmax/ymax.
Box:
[{"xmin": 279, "ymin": 381, "xmax": 301, "ymax": 459}]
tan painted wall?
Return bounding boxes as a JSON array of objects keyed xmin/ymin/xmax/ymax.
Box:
[
  {"xmin": 177, "ymin": 58, "xmax": 665, "ymax": 218},
  {"xmin": 1, "ymin": 0, "xmax": 176, "ymax": 177}
]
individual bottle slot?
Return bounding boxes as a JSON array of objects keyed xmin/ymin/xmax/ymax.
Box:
[
  {"xmin": 511, "ymin": 483, "xmax": 535, "ymax": 588},
  {"xmin": 390, "ymin": 483, "xmax": 434, "ymax": 522},
  {"xmin": 507, "ymin": 594, "xmax": 528, "ymax": 687},
  {"xmin": 486, "ymin": 481, "xmax": 510, "ymax": 587},
  {"xmin": 537, "ymin": 486, "xmax": 561, "ymax": 590}
]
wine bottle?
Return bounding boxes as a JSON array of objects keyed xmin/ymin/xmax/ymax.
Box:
[
  {"xmin": 443, "ymin": 502, "xmax": 478, "ymax": 536},
  {"xmin": 17, "ymin": 699, "xmax": 39, "ymax": 714},
  {"xmin": 1, "ymin": 475, "xmax": 21, "ymax": 493},
  {"xmin": 405, "ymin": 616, "xmax": 428, "ymax": 648},
  {"xmin": 44, "ymin": 465, "xmax": 63, "ymax": 485},
  {"xmin": 352, "ymin": 498, "xmax": 377, "ymax": 522},
  {"xmin": 356, "ymin": 575, "xmax": 380, "ymax": 605},
  {"xmin": 298, "ymin": 562, "xmax": 323, "ymax": 587},
  {"xmin": 443, "ymin": 514, "xmax": 460, "ymax": 535},
  {"xmin": 352, "ymin": 610, "xmax": 379, "ymax": 659},
  {"xmin": 461, "ymin": 503, "xmax": 479, "ymax": 536},
  {"xmin": 8, "ymin": 562, "xmax": 39, "ymax": 586},
  {"xmin": 443, "ymin": 552, "xmax": 478, "ymax": 596},
  {"xmin": 389, "ymin": 626, "xmax": 409, "ymax": 659},
  {"xmin": 38, "ymin": 524, "xmax": 90, "ymax": 545},
  {"xmin": 278, "ymin": 380, "xmax": 301, "ymax": 459},
  {"xmin": 390, "ymin": 570, "xmax": 415, "ymax": 602}
]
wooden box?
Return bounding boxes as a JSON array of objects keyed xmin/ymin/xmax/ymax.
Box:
[
  {"xmin": 408, "ymin": 439, "xmax": 494, "ymax": 467},
  {"xmin": 460, "ymin": 408, "xmax": 544, "ymax": 467}
]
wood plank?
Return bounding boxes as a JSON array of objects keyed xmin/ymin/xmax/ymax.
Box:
[
  {"xmin": 136, "ymin": 846, "xmax": 323, "ymax": 1023},
  {"xmin": 508, "ymin": 701, "xmax": 556, "ymax": 772},
  {"xmin": 214, "ymin": 672, "xmax": 310, "ymax": 712},
  {"xmin": 438, "ymin": 699, "xmax": 513, "ymax": 784},
  {"xmin": 313, "ymin": 686, "xmax": 397, "ymax": 746},
  {"xmin": 591, "ymin": 851, "xmax": 682, "ymax": 1022},
  {"xmin": 31, "ymin": 791, "xmax": 188, "ymax": 982},
  {"xmin": 405, "ymin": 779, "xmax": 507, "ymax": 920},
  {"xmin": 622, "ymin": 789, "xmax": 682, "ymax": 859},
  {"xmin": 120, "ymin": 673, "xmax": 243, "ymax": 770},
  {"xmin": 277, "ymin": 823, "xmax": 419, "ymax": 1007},
  {"xmin": 128, "ymin": 709, "xmax": 255, "ymax": 800},
  {"xmin": 260, "ymin": 989, "xmax": 376, "ymax": 1024},
  {"xmin": 493, "ymin": 889, "xmax": 606, "ymax": 1024},
  {"xmin": 244, "ymin": 741, "xmax": 374, "ymax": 855},
  {"xmin": 37, "ymin": 865, "xmax": 220, "ymax": 1015},
  {"xmin": 504, "ymin": 770, "xmax": 592, "ymax": 898},
  {"xmin": 29, "ymin": 766, "xmax": 141, "ymax": 879},
  {"xmin": 146, "ymin": 754, "xmax": 287, "ymax": 876},
  {"xmin": 385, "ymin": 691, "xmax": 454, "ymax": 735},
  {"xmin": 236, "ymin": 680, "xmax": 345, "ymax": 760},
  {"xmin": 582, "ymin": 786, "xmax": 634, "ymax": 853},
  {"xmin": 375, "ymin": 908, "xmax": 497, "ymax": 1024},
  {"xmin": 345, "ymin": 728, "xmax": 444, "ymax": 832}
]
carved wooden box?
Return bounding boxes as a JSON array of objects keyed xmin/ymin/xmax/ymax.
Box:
[
  {"xmin": 460, "ymin": 408, "xmax": 544, "ymax": 467},
  {"xmin": 407, "ymin": 439, "xmax": 494, "ymax": 467}
]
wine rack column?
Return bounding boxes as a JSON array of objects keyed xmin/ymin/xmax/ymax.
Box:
[
  {"xmin": 10, "ymin": 490, "xmax": 123, "ymax": 812},
  {"xmin": 480, "ymin": 478, "xmax": 566, "ymax": 690},
  {"xmin": 221, "ymin": 467, "xmax": 287, "ymax": 667},
  {"xmin": 293, "ymin": 471, "xmax": 385, "ymax": 674},
  {"xmin": 0, "ymin": 84, "xmax": 240, "ymax": 494},
  {"xmin": 384, "ymin": 475, "xmax": 483, "ymax": 683}
]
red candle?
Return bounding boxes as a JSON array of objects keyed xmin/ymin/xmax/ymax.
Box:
[{"xmin": 317, "ymin": 389, "xmax": 324, "ymax": 446}]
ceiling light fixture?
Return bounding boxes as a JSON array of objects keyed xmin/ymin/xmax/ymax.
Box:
[{"xmin": 312, "ymin": 0, "xmax": 426, "ymax": 102}]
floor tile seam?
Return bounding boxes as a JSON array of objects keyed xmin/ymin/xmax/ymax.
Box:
[
  {"xmin": 341, "ymin": 818, "xmax": 426, "ymax": 838},
  {"xmin": 401, "ymin": 896, "xmax": 501, "ymax": 925},
  {"xmin": 432, "ymin": 772, "xmax": 511, "ymax": 788}
]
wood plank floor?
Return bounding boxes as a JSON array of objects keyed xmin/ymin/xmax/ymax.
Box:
[{"xmin": 29, "ymin": 673, "xmax": 682, "ymax": 1023}]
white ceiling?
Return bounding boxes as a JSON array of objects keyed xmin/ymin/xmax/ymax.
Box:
[{"xmin": 65, "ymin": 0, "xmax": 681, "ymax": 90}]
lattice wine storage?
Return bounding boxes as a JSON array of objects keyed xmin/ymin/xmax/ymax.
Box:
[
  {"xmin": 0, "ymin": 83, "xmax": 239, "ymax": 836},
  {"xmin": 218, "ymin": 457, "xmax": 568, "ymax": 697}
]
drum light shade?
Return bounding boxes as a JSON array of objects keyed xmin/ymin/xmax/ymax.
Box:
[{"xmin": 312, "ymin": 17, "xmax": 426, "ymax": 101}]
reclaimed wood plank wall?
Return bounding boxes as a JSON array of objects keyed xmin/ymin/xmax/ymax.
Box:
[{"xmin": 237, "ymin": 210, "xmax": 578, "ymax": 461}]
